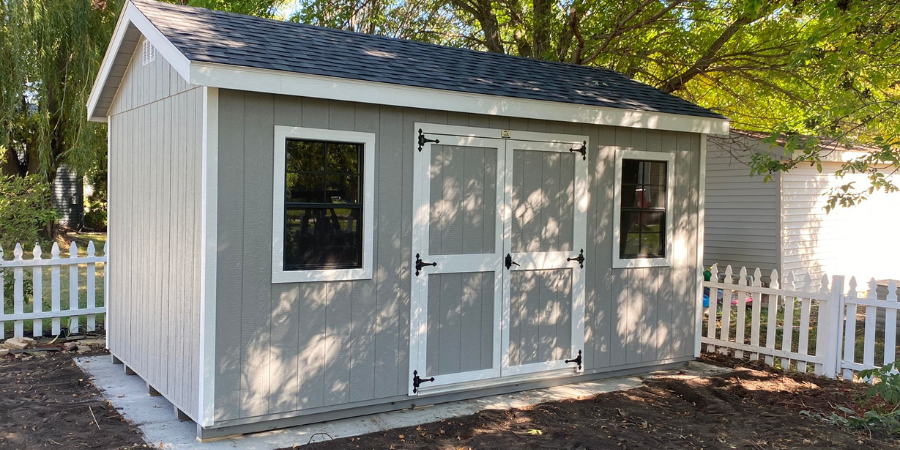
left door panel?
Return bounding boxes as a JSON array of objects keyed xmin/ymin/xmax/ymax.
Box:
[{"xmin": 409, "ymin": 132, "xmax": 506, "ymax": 394}]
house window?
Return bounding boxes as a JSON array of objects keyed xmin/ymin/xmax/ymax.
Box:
[
  {"xmin": 272, "ymin": 127, "xmax": 375, "ymax": 283},
  {"xmin": 613, "ymin": 150, "xmax": 674, "ymax": 268}
]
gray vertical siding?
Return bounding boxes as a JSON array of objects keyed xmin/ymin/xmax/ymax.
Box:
[
  {"xmin": 508, "ymin": 269, "xmax": 572, "ymax": 366},
  {"xmin": 510, "ymin": 149, "xmax": 576, "ymax": 253},
  {"xmin": 214, "ymin": 91, "xmax": 702, "ymax": 423},
  {"xmin": 51, "ymin": 164, "xmax": 84, "ymax": 228},
  {"xmin": 108, "ymin": 37, "xmax": 194, "ymax": 116},
  {"xmin": 426, "ymin": 272, "xmax": 495, "ymax": 375},
  {"xmin": 108, "ymin": 83, "xmax": 204, "ymax": 420}
]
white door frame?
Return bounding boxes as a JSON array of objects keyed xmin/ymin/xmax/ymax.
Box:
[
  {"xmin": 500, "ymin": 139, "xmax": 588, "ymax": 376},
  {"xmin": 409, "ymin": 124, "xmax": 589, "ymax": 395}
]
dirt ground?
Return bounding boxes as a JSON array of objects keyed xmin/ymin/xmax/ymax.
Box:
[
  {"xmin": 299, "ymin": 356, "xmax": 900, "ymax": 450},
  {"xmin": 0, "ymin": 340, "xmax": 144, "ymax": 449}
]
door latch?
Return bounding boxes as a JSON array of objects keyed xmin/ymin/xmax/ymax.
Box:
[
  {"xmin": 565, "ymin": 350, "xmax": 583, "ymax": 371},
  {"xmin": 567, "ymin": 249, "xmax": 585, "ymax": 268},
  {"xmin": 415, "ymin": 253, "xmax": 437, "ymax": 276},
  {"xmin": 412, "ymin": 370, "xmax": 434, "ymax": 394},
  {"xmin": 505, "ymin": 253, "xmax": 520, "ymax": 270},
  {"xmin": 417, "ymin": 129, "xmax": 440, "ymax": 152}
]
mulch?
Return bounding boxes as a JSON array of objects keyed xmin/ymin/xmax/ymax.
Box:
[
  {"xmin": 297, "ymin": 355, "xmax": 900, "ymax": 449},
  {"xmin": 0, "ymin": 343, "xmax": 144, "ymax": 449}
]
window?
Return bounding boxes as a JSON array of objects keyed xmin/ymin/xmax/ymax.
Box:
[
  {"xmin": 272, "ymin": 127, "xmax": 375, "ymax": 283},
  {"xmin": 613, "ymin": 150, "xmax": 674, "ymax": 268}
]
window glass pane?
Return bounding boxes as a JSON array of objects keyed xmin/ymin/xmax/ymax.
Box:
[
  {"xmin": 286, "ymin": 140, "xmax": 326, "ymax": 172},
  {"xmin": 642, "ymin": 186, "xmax": 665, "ymax": 209},
  {"xmin": 641, "ymin": 211, "xmax": 664, "ymax": 233},
  {"xmin": 621, "ymin": 233, "xmax": 641, "ymax": 257},
  {"xmin": 646, "ymin": 161, "xmax": 667, "ymax": 186},
  {"xmin": 620, "ymin": 211, "xmax": 641, "ymax": 233},
  {"xmin": 286, "ymin": 173, "xmax": 325, "ymax": 203},
  {"xmin": 284, "ymin": 207, "xmax": 363, "ymax": 270},
  {"xmin": 622, "ymin": 159, "xmax": 641, "ymax": 185},
  {"xmin": 326, "ymin": 174, "xmax": 360, "ymax": 204},
  {"xmin": 622, "ymin": 184, "xmax": 639, "ymax": 208},
  {"xmin": 640, "ymin": 233, "xmax": 663, "ymax": 257},
  {"xmin": 328, "ymin": 143, "xmax": 362, "ymax": 173}
]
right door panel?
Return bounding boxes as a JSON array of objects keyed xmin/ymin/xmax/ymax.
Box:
[{"xmin": 502, "ymin": 140, "xmax": 588, "ymax": 376}]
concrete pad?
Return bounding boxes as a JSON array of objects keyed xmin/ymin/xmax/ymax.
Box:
[{"xmin": 77, "ymin": 357, "xmax": 732, "ymax": 449}]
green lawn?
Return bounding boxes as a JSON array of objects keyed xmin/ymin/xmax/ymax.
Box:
[{"xmin": 2, "ymin": 232, "xmax": 107, "ymax": 337}]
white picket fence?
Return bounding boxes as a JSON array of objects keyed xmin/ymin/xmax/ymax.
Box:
[
  {"xmin": 701, "ymin": 264, "xmax": 899, "ymax": 379},
  {"xmin": 0, "ymin": 241, "xmax": 107, "ymax": 339}
]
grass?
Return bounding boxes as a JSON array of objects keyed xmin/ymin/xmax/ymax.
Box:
[
  {"xmin": 2, "ymin": 232, "xmax": 107, "ymax": 338},
  {"xmin": 703, "ymin": 293, "xmax": 900, "ymax": 373}
]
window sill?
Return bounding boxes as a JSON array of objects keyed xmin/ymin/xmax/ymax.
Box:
[
  {"xmin": 612, "ymin": 257, "xmax": 671, "ymax": 269},
  {"xmin": 272, "ymin": 267, "xmax": 373, "ymax": 284}
]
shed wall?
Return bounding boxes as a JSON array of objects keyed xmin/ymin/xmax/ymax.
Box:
[
  {"xmin": 703, "ymin": 138, "xmax": 781, "ymax": 274},
  {"xmin": 213, "ymin": 90, "xmax": 701, "ymax": 424},
  {"xmin": 52, "ymin": 164, "xmax": 84, "ymax": 228},
  {"xmin": 107, "ymin": 45, "xmax": 203, "ymax": 420}
]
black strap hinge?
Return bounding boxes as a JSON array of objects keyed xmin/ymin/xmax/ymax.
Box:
[
  {"xmin": 418, "ymin": 129, "xmax": 440, "ymax": 152},
  {"xmin": 565, "ymin": 350, "xmax": 583, "ymax": 371},
  {"xmin": 567, "ymin": 249, "xmax": 585, "ymax": 269},
  {"xmin": 569, "ymin": 141, "xmax": 587, "ymax": 160},
  {"xmin": 412, "ymin": 370, "xmax": 434, "ymax": 393},
  {"xmin": 415, "ymin": 253, "xmax": 437, "ymax": 276}
]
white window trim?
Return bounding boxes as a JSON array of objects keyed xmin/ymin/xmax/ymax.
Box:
[
  {"xmin": 612, "ymin": 149, "xmax": 675, "ymax": 269},
  {"xmin": 271, "ymin": 126, "xmax": 376, "ymax": 283}
]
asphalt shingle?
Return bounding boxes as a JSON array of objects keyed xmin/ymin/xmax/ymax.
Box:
[{"xmin": 133, "ymin": 0, "xmax": 725, "ymax": 120}]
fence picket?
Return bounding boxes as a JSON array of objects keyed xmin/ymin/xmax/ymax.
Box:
[
  {"xmin": 103, "ymin": 241, "xmax": 109, "ymax": 348},
  {"xmin": 781, "ymin": 271, "xmax": 796, "ymax": 370},
  {"xmin": 797, "ymin": 273, "xmax": 812, "ymax": 372},
  {"xmin": 13, "ymin": 244, "xmax": 24, "ymax": 337},
  {"xmin": 734, "ymin": 267, "xmax": 748, "ymax": 358},
  {"xmin": 51, "ymin": 243, "xmax": 61, "ymax": 336},
  {"xmin": 843, "ymin": 277, "xmax": 859, "ymax": 380},
  {"xmin": 863, "ymin": 278, "xmax": 878, "ymax": 368},
  {"xmin": 765, "ymin": 269, "xmax": 780, "ymax": 367},
  {"xmin": 69, "ymin": 242, "xmax": 79, "ymax": 334},
  {"xmin": 86, "ymin": 242, "xmax": 96, "ymax": 332},
  {"xmin": 885, "ymin": 281, "xmax": 898, "ymax": 367},
  {"xmin": 814, "ymin": 274, "xmax": 830, "ymax": 375},
  {"xmin": 32, "ymin": 244, "xmax": 43, "ymax": 338},
  {"xmin": 720, "ymin": 265, "xmax": 734, "ymax": 353},
  {"xmin": 749, "ymin": 268, "xmax": 762, "ymax": 361},
  {"xmin": 706, "ymin": 264, "xmax": 719, "ymax": 353}
]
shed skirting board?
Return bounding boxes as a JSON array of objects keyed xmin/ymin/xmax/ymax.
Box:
[
  {"xmin": 196, "ymin": 357, "xmax": 693, "ymax": 440},
  {"xmin": 109, "ymin": 351, "xmax": 200, "ymax": 423}
]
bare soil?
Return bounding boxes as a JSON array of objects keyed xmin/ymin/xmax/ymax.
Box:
[
  {"xmin": 299, "ymin": 356, "xmax": 900, "ymax": 450},
  {"xmin": 0, "ymin": 343, "xmax": 144, "ymax": 449}
]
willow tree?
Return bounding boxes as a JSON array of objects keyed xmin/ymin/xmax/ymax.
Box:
[{"xmin": 0, "ymin": 0, "xmax": 124, "ymax": 181}]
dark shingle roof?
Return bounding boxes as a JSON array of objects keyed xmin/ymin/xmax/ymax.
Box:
[{"xmin": 133, "ymin": 0, "xmax": 725, "ymax": 120}]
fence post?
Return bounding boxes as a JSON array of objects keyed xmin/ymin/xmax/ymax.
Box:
[
  {"xmin": 104, "ymin": 241, "xmax": 109, "ymax": 349},
  {"xmin": 823, "ymin": 275, "xmax": 845, "ymax": 378}
]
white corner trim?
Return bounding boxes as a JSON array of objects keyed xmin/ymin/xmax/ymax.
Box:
[
  {"xmin": 271, "ymin": 126, "xmax": 376, "ymax": 283},
  {"xmin": 694, "ymin": 134, "xmax": 707, "ymax": 357},
  {"xmin": 87, "ymin": 1, "xmax": 191, "ymax": 121},
  {"xmin": 190, "ymin": 62, "xmax": 730, "ymax": 136},
  {"xmin": 198, "ymin": 86, "xmax": 219, "ymax": 427},
  {"xmin": 612, "ymin": 149, "xmax": 675, "ymax": 269}
]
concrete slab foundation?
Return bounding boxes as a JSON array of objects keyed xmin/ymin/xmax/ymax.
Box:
[{"xmin": 76, "ymin": 356, "xmax": 731, "ymax": 449}]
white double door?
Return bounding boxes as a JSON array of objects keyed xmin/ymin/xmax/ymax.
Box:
[{"xmin": 409, "ymin": 124, "xmax": 588, "ymax": 395}]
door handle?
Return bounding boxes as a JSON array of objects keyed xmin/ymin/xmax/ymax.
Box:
[
  {"xmin": 505, "ymin": 253, "xmax": 520, "ymax": 270},
  {"xmin": 415, "ymin": 253, "xmax": 437, "ymax": 276}
]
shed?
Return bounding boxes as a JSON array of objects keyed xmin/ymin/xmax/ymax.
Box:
[
  {"xmin": 704, "ymin": 132, "xmax": 900, "ymax": 287},
  {"xmin": 52, "ymin": 164, "xmax": 84, "ymax": 229},
  {"xmin": 88, "ymin": 0, "xmax": 729, "ymax": 439}
]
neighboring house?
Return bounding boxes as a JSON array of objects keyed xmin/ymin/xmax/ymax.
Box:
[
  {"xmin": 87, "ymin": 0, "xmax": 728, "ymax": 439},
  {"xmin": 704, "ymin": 132, "xmax": 900, "ymax": 288},
  {"xmin": 51, "ymin": 164, "xmax": 83, "ymax": 229}
]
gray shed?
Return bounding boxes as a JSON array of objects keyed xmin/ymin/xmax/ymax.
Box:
[{"xmin": 87, "ymin": 0, "xmax": 729, "ymax": 439}]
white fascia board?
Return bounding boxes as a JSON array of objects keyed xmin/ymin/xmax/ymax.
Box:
[
  {"xmin": 190, "ymin": 62, "xmax": 730, "ymax": 135},
  {"xmin": 86, "ymin": 1, "xmax": 191, "ymax": 121}
]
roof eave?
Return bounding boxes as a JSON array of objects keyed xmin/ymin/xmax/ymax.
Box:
[
  {"xmin": 190, "ymin": 61, "xmax": 730, "ymax": 135},
  {"xmin": 86, "ymin": 1, "xmax": 191, "ymax": 122}
]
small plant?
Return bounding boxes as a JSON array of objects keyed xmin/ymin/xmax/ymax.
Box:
[
  {"xmin": 819, "ymin": 363, "xmax": 900, "ymax": 435},
  {"xmin": 858, "ymin": 362, "xmax": 900, "ymax": 404}
]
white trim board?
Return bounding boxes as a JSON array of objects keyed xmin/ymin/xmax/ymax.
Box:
[
  {"xmin": 612, "ymin": 149, "xmax": 676, "ymax": 269},
  {"xmin": 271, "ymin": 126, "xmax": 376, "ymax": 283},
  {"xmin": 198, "ymin": 86, "xmax": 219, "ymax": 427},
  {"xmin": 191, "ymin": 62, "xmax": 729, "ymax": 135}
]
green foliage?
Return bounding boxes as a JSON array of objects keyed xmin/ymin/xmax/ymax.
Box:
[
  {"xmin": 810, "ymin": 363, "xmax": 900, "ymax": 435},
  {"xmin": 824, "ymin": 405, "xmax": 900, "ymax": 435},
  {"xmin": 859, "ymin": 362, "xmax": 900, "ymax": 406},
  {"xmin": 83, "ymin": 155, "xmax": 107, "ymax": 231},
  {"xmin": 0, "ymin": 172, "xmax": 56, "ymax": 251}
]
